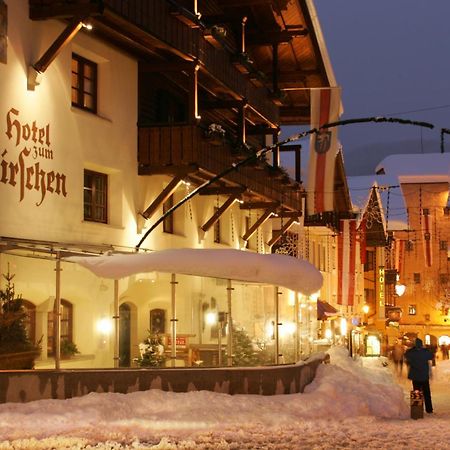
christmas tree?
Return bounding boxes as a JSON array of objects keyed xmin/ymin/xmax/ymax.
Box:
[
  {"xmin": 230, "ymin": 326, "xmax": 260, "ymax": 366},
  {"xmin": 135, "ymin": 332, "xmax": 166, "ymax": 367},
  {"xmin": 0, "ymin": 269, "xmax": 37, "ymax": 354}
]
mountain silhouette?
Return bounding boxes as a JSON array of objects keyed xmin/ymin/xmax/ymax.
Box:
[{"xmin": 343, "ymin": 139, "xmax": 441, "ymax": 175}]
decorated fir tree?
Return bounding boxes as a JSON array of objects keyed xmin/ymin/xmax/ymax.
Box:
[
  {"xmin": 0, "ymin": 269, "xmax": 37, "ymax": 354},
  {"xmin": 135, "ymin": 332, "xmax": 166, "ymax": 367},
  {"xmin": 230, "ymin": 326, "xmax": 259, "ymax": 367}
]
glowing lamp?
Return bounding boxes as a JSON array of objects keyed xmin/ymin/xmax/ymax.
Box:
[
  {"xmin": 96, "ymin": 317, "xmax": 113, "ymax": 335},
  {"xmin": 395, "ymin": 283, "xmax": 406, "ymax": 297}
]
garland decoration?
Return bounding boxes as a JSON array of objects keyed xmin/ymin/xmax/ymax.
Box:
[{"xmin": 136, "ymin": 116, "xmax": 434, "ymax": 249}]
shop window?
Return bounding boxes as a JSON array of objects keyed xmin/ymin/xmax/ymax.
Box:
[
  {"xmin": 408, "ymin": 305, "xmax": 417, "ymax": 315},
  {"xmin": 72, "ymin": 53, "xmax": 97, "ymax": 113},
  {"xmin": 364, "ymin": 250, "xmax": 375, "ymax": 272},
  {"xmin": 163, "ymin": 195, "xmax": 174, "ymax": 234},
  {"xmin": 84, "ymin": 169, "xmax": 108, "ymax": 223},
  {"xmin": 47, "ymin": 299, "xmax": 73, "ymax": 356}
]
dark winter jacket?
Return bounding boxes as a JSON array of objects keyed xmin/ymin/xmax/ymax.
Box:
[{"xmin": 404, "ymin": 338, "xmax": 433, "ymax": 382}]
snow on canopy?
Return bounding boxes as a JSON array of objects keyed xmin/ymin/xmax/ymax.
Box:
[{"xmin": 66, "ymin": 248, "xmax": 323, "ymax": 295}]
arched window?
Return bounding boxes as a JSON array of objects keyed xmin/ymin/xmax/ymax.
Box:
[
  {"xmin": 47, "ymin": 299, "xmax": 73, "ymax": 356},
  {"xmin": 22, "ymin": 300, "xmax": 36, "ymax": 344}
]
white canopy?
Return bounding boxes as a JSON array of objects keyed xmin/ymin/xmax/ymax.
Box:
[{"xmin": 66, "ymin": 248, "xmax": 323, "ymax": 295}]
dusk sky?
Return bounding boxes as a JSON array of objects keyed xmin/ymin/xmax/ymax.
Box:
[{"xmin": 288, "ymin": 0, "xmax": 450, "ymax": 174}]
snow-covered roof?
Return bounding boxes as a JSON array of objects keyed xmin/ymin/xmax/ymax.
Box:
[
  {"xmin": 375, "ymin": 153, "xmax": 450, "ymax": 184},
  {"xmin": 347, "ymin": 175, "xmax": 408, "ymax": 231},
  {"xmin": 348, "ymin": 153, "xmax": 450, "ymax": 232},
  {"xmin": 65, "ymin": 248, "xmax": 323, "ymax": 295}
]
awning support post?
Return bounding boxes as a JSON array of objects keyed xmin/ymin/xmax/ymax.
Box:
[
  {"xmin": 54, "ymin": 252, "xmax": 61, "ymax": 370},
  {"xmin": 170, "ymin": 274, "xmax": 178, "ymax": 367},
  {"xmin": 113, "ymin": 279, "xmax": 119, "ymax": 368},
  {"xmin": 275, "ymin": 286, "xmax": 281, "ymax": 364},
  {"xmin": 227, "ymin": 279, "xmax": 233, "ymax": 366}
]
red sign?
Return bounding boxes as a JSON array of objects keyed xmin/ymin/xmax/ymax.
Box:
[{"xmin": 167, "ymin": 336, "xmax": 187, "ymax": 347}]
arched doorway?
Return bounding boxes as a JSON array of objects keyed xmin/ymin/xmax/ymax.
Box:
[
  {"xmin": 119, "ymin": 303, "xmax": 131, "ymax": 367},
  {"xmin": 47, "ymin": 299, "xmax": 73, "ymax": 356}
]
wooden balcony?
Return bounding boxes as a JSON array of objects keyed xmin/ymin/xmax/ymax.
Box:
[
  {"xmin": 29, "ymin": 0, "xmax": 278, "ymax": 125},
  {"xmin": 138, "ymin": 125, "xmax": 302, "ymax": 211}
]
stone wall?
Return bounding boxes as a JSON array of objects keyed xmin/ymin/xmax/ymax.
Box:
[{"xmin": 0, "ymin": 354, "xmax": 327, "ymax": 403}]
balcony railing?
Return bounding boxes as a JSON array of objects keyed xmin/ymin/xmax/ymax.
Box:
[{"xmin": 138, "ymin": 125, "xmax": 301, "ymax": 210}]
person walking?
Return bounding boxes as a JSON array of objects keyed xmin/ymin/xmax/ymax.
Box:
[
  {"xmin": 404, "ymin": 337, "xmax": 434, "ymax": 414},
  {"xmin": 391, "ymin": 339, "xmax": 405, "ymax": 376}
]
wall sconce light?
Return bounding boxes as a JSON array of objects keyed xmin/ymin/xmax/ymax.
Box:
[
  {"xmin": 395, "ymin": 283, "xmax": 406, "ymax": 297},
  {"xmin": 205, "ymin": 311, "xmax": 217, "ymax": 326},
  {"xmin": 97, "ymin": 317, "xmax": 113, "ymax": 335},
  {"xmin": 362, "ymin": 304, "xmax": 370, "ymax": 315},
  {"xmin": 81, "ymin": 21, "xmax": 93, "ymax": 30}
]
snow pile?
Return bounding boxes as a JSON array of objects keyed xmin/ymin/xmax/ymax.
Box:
[{"xmin": 0, "ymin": 345, "xmax": 415, "ymax": 449}]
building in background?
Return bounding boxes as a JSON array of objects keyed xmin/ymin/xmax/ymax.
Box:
[{"xmin": 348, "ymin": 153, "xmax": 450, "ymax": 357}]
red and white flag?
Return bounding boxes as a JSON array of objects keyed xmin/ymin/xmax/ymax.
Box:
[
  {"xmin": 422, "ymin": 209, "xmax": 433, "ymax": 267},
  {"xmin": 337, "ymin": 219, "xmax": 357, "ymax": 306},
  {"xmin": 358, "ymin": 218, "xmax": 366, "ymax": 265},
  {"xmin": 394, "ymin": 239, "xmax": 405, "ymax": 278},
  {"xmin": 306, "ymin": 87, "xmax": 341, "ymax": 215}
]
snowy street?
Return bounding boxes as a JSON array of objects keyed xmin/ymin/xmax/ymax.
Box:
[{"xmin": 0, "ymin": 346, "xmax": 449, "ymax": 449}]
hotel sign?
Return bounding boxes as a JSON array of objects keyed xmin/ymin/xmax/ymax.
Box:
[
  {"xmin": 1, "ymin": 107, "xmax": 67, "ymax": 206},
  {"xmin": 378, "ymin": 266, "xmax": 385, "ymax": 307}
]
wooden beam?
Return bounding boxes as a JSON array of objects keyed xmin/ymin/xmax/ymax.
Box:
[
  {"xmin": 201, "ymin": 194, "xmax": 239, "ymax": 233},
  {"xmin": 29, "ymin": 2, "xmax": 104, "ymax": 20},
  {"xmin": 246, "ymin": 29, "xmax": 308, "ymax": 46},
  {"xmin": 141, "ymin": 176, "xmax": 183, "ymax": 220},
  {"xmin": 139, "ymin": 61, "xmax": 195, "ymax": 73},
  {"xmin": 267, "ymin": 218, "xmax": 297, "ymax": 247},
  {"xmin": 138, "ymin": 164, "xmax": 198, "ymax": 176},
  {"xmin": 239, "ymin": 201, "xmax": 279, "ymax": 210},
  {"xmin": 269, "ymin": 70, "xmax": 318, "ymax": 84},
  {"xmin": 199, "ymin": 186, "xmax": 246, "ymax": 196},
  {"xmin": 247, "ymin": 125, "xmax": 279, "ymax": 136},
  {"xmin": 273, "ymin": 210, "xmax": 301, "ymax": 219},
  {"xmin": 189, "ymin": 62, "xmax": 200, "ymax": 123},
  {"xmin": 218, "ymin": 0, "xmax": 272, "ymax": 5},
  {"xmin": 33, "ymin": 17, "xmax": 85, "ymax": 74},
  {"xmin": 242, "ymin": 206, "xmax": 277, "ymax": 241},
  {"xmin": 200, "ymin": 99, "xmax": 246, "ymax": 110},
  {"xmin": 279, "ymin": 106, "xmax": 310, "ymax": 118},
  {"xmin": 238, "ymin": 102, "xmax": 247, "ymax": 144}
]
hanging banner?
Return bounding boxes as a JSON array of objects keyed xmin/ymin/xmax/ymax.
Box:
[
  {"xmin": 306, "ymin": 87, "xmax": 341, "ymax": 215},
  {"xmin": 422, "ymin": 209, "xmax": 433, "ymax": 267},
  {"xmin": 358, "ymin": 218, "xmax": 366, "ymax": 264},
  {"xmin": 394, "ymin": 239, "xmax": 405, "ymax": 278},
  {"xmin": 337, "ymin": 219, "xmax": 357, "ymax": 306}
]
